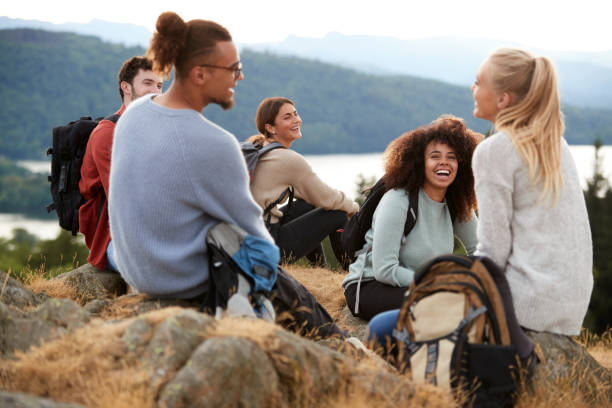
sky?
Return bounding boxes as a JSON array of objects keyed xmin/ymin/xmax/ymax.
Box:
[{"xmin": 4, "ymin": 0, "xmax": 612, "ymax": 52}]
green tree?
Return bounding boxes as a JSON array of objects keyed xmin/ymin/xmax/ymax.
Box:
[
  {"xmin": 584, "ymin": 137, "xmax": 612, "ymax": 333},
  {"xmin": 0, "ymin": 229, "xmax": 88, "ymax": 281},
  {"xmin": 353, "ymin": 173, "xmax": 377, "ymax": 206}
]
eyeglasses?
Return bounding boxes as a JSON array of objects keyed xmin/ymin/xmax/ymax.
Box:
[{"xmin": 199, "ymin": 62, "xmax": 243, "ymax": 79}]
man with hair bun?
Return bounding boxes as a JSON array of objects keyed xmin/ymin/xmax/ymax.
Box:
[
  {"xmin": 109, "ymin": 12, "xmax": 345, "ymax": 338},
  {"xmin": 79, "ymin": 56, "xmax": 162, "ymax": 272}
]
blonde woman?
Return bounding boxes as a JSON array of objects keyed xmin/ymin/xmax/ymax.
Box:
[{"xmin": 471, "ymin": 48, "xmax": 593, "ymax": 335}]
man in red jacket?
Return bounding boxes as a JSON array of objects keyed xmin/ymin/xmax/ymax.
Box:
[{"xmin": 79, "ymin": 56, "xmax": 163, "ymax": 271}]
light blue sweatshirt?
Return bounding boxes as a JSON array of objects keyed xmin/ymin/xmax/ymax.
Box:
[
  {"xmin": 342, "ymin": 188, "xmax": 478, "ymax": 289},
  {"xmin": 109, "ymin": 95, "xmax": 272, "ymax": 299}
]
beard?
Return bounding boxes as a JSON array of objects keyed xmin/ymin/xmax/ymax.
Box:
[{"xmin": 211, "ymin": 96, "xmax": 235, "ymax": 111}]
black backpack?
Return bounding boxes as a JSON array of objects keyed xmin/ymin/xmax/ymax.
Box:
[
  {"xmin": 340, "ymin": 178, "xmax": 419, "ymax": 261},
  {"xmin": 240, "ymin": 141, "xmax": 293, "ymax": 226},
  {"xmin": 46, "ymin": 114, "xmax": 119, "ymax": 235},
  {"xmin": 393, "ymin": 255, "xmax": 535, "ymax": 407}
]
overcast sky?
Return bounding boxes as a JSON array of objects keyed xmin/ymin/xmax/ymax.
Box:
[{"xmin": 4, "ymin": 0, "xmax": 612, "ymax": 52}]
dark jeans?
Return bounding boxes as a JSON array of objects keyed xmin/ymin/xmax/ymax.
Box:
[
  {"xmin": 268, "ymin": 199, "xmax": 349, "ymax": 267},
  {"xmin": 344, "ymin": 279, "xmax": 408, "ymax": 321}
]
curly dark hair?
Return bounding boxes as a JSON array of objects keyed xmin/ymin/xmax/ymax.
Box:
[{"xmin": 383, "ymin": 115, "xmax": 482, "ymax": 222}]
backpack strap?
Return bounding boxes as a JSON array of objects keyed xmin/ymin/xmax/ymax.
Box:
[
  {"xmin": 258, "ymin": 142, "xmax": 292, "ymax": 226},
  {"xmin": 263, "ymin": 186, "xmax": 294, "ymax": 227},
  {"xmin": 402, "ymin": 189, "xmax": 420, "ymax": 237},
  {"xmin": 258, "ymin": 141, "xmax": 285, "ymax": 156}
]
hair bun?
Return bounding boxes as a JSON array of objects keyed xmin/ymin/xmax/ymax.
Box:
[{"xmin": 156, "ymin": 11, "xmax": 187, "ymax": 42}]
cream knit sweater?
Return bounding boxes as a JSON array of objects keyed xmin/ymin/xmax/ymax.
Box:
[
  {"xmin": 249, "ymin": 148, "xmax": 358, "ymax": 223},
  {"xmin": 473, "ymin": 131, "xmax": 593, "ymax": 335}
]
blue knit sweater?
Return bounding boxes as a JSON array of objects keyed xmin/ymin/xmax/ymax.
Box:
[{"xmin": 109, "ymin": 95, "xmax": 272, "ymax": 299}]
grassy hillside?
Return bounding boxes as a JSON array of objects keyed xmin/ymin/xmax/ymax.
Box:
[{"xmin": 1, "ymin": 28, "xmax": 611, "ymax": 160}]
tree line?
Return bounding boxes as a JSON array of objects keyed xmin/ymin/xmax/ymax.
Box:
[{"xmin": 1, "ymin": 28, "xmax": 612, "ymax": 160}]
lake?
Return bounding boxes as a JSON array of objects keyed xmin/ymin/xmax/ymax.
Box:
[{"xmin": 3, "ymin": 145, "xmax": 611, "ymax": 240}]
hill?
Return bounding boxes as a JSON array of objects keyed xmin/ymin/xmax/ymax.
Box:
[
  {"xmin": 249, "ymin": 32, "xmax": 612, "ymax": 110},
  {"xmin": 0, "ymin": 16, "xmax": 151, "ymax": 47},
  {"xmin": 1, "ymin": 28, "xmax": 611, "ymax": 160}
]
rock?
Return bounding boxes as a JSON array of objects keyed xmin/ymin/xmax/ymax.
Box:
[
  {"xmin": 263, "ymin": 328, "xmax": 348, "ymax": 403},
  {"xmin": 0, "ymin": 298, "xmax": 90, "ymax": 358},
  {"xmin": 0, "ymin": 270, "xmax": 42, "ymax": 309},
  {"xmin": 30, "ymin": 298, "xmax": 91, "ymax": 330},
  {"xmin": 527, "ymin": 330, "xmax": 612, "ymax": 403},
  {"xmin": 121, "ymin": 316, "xmax": 154, "ymax": 351},
  {"xmin": 103, "ymin": 294, "xmax": 200, "ymax": 319},
  {"xmin": 53, "ymin": 263, "xmax": 127, "ymax": 303},
  {"xmin": 144, "ymin": 309, "xmax": 215, "ymax": 391},
  {"xmin": 159, "ymin": 336, "xmax": 281, "ymax": 408},
  {"xmin": 0, "ymin": 390, "xmax": 85, "ymax": 408},
  {"xmin": 83, "ymin": 298, "xmax": 111, "ymax": 315},
  {"xmin": 336, "ymin": 305, "xmax": 369, "ymax": 341}
]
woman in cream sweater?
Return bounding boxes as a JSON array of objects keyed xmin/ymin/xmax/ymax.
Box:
[
  {"xmin": 471, "ymin": 48, "xmax": 592, "ymax": 335},
  {"xmin": 248, "ymin": 97, "xmax": 358, "ymax": 267}
]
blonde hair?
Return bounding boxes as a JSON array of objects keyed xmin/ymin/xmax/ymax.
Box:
[{"xmin": 487, "ymin": 48, "xmax": 564, "ymax": 202}]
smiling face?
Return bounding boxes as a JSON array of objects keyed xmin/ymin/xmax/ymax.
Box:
[
  {"xmin": 266, "ymin": 103, "xmax": 302, "ymax": 148},
  {"xmin": 423, "ymin": 141, "xmax": 458, "ymax": 202},
  {"xmin": 471, "ymin": 60, "xmax": 503, "ymax": 123},
  {"xmin": 205, "ymin": 41, "xmax": 244, "ymax": 110},
  {"xmin": 122, "ymin": 69, "xmax": 163, "ymax": 106}
]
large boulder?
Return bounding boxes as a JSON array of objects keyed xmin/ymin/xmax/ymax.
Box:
[
  {"xmin": 159, "ymin": 336, "xmax": 282, "ymax": 408},
  {"xmin": 2, "ymin": 307, "xmax": 423, "ymax": 408},
  {"xmin": 0, "ymin": 270, "xmax": 45, "ymax": 309},
  {"xmin": 0, "ymin": 391, "xmax": 86, "ymax": 408},
  {"xmin": 0, "ymin": 298, "xmax": 90, "ymax": 358},
  {"xmin": 53, "ymin": 263, "xmax": 127, "ymax": 303},
  {"xmin": 527, "ymin": 330, "xmax": 612, "ymax": 404}
]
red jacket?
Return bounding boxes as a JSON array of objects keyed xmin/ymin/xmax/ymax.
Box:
[{"xmin": 78, "ymin": 106, "xmax": 125, "ymax": 269}]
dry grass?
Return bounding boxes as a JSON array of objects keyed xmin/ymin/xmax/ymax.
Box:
[
  {"xmin": 0, "ymin": 316, "xmax": 155, "ymax": 408},
  {"xmin": 1, "ymin": 264, "xmax": 610, "ymax": 408},
  {"xmin": 576, "ymin": 328, "xmax": 612, "ymax": 370},
  {"xmin": 283, "ymin": 263, "xmax": 346, "ymax": 319},
  {"xmin": 26, "ymin": 275, "xmax": 78, "ymax": 300}
]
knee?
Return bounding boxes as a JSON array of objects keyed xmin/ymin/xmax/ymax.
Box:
[{"xmin": 367, "ymin": 309, "xmax": 400, "ymax": 344}]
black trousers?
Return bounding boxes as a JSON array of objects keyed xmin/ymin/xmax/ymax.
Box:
[
  {"xmin": 344, "ymin": 279, "xmax": 408, "ymax": 321},
  {"xmin": 268, "ymin": 199, "xmax": 349, "ymax": 267},
  {"xmin": 272, "ymin": 267, "xmax": 347, "ymax": 339}
]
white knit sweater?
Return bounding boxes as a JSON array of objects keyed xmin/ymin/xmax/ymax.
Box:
[{"xmin": 473, "ymin": 131, "xmax": 593, "ymax": 335}]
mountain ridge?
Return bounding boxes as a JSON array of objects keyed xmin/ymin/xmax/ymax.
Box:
[{"xmin": 1, "ymin": 28, "xmax": 611, "ymax": 161}]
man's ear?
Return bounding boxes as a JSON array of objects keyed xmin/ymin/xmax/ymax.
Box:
[
  {"xmin": 120, "ymin": 81, "xmax": 132, "ymax": 99},
  {"xmin": 497, "ymin": 92, "xmax": 514, "ymax": 109},
  {"xmin": 190, "ymin": 65, "xmax": 208, "ymax": 85}
]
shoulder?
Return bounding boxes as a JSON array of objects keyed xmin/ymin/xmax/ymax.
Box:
[
  {"xmin": 475, "ymin": 131, "xmax": 519, "ymax": 157},
  {"xmin": 380, "ymin": 188, "xmax": 409, "ymax": 206},
  {"xmin": 474, "ymin": 131, "xmax": 521, "ymax": 169},
  {"xmin": 265, "ymin": 148, "xmax": 311, "ymax": 169},
  {"xmin": 89, "ymin": 119, "xmax": 116, "ymax": 147}
]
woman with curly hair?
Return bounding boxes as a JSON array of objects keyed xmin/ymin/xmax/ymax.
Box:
[
  {"xmin": 342, "ymin": 115, "xmax": 482, "ymax": 321},
  {"xmin": 471, "ymin": 48, "xmax": 592, "ymax": 335}
]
